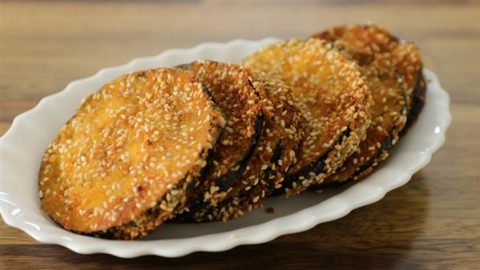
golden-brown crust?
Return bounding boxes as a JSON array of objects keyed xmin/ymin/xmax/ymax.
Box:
[
  {"xmin": 244, "ymin": 39, "xmax": 371, "ymax": 195},
  {"xmin": 391, "ymin": 41, "xmax": 426, "ymax": 129},
  {"xmin": 318, "ymin": 24, "xmax": 425, "ymax": 128},
  {"xmin": 174, "ymin": 61, "xmax": 264, "ymax": 220},
  {"xmin": 194, "ymin": 76, "xmax": 306, "ymax": 222},
  {"xmin": 313, "ymin": 24, "xmax": 408, "ymax": 183},
  {"xmin": 39, "ymin": 68, "xmax": 224, "ymax": 239},
  {"xmin": 312, "ymin": 24, "xmax": 397, "ymax": 57}
]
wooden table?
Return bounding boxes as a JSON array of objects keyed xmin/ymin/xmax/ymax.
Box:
[{"xmin": 1, "ymin": 1, "xmax": 479, "ymax": 269}]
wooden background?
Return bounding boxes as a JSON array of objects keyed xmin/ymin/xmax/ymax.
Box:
[{"xmin": 1, "ymin": 1, "xmax": 479, "ymax": 269}]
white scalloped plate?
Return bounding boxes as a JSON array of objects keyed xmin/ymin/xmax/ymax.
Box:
[{"xmin": 0, "ymin": 38, "xmax": 451, "ymax": 258}]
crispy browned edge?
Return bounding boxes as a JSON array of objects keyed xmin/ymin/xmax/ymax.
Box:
[
  {"xmin": 190, "ymin": 78, "xmax": 306, "ymax": 222},
  {"xmin": 172, "ymin": 62, "xmax": 265, "ymax": 222},
  {"xmin": 310, "ymin": 24, "xmax": 410, "ymax": 184},
  {"xmin": 243, "ymin": 39, "xmax": 371, "ymax": 197}
]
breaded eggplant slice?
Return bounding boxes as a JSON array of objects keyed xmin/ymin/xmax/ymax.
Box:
[
  {"xmin": 313, "ymin": 24, "xmax": 408, "ymax": 183},
  {"xmin": 354, "ymin": 41, "xmax": 425, "ymax": 180},
  {"xmin": 39, "ymin": 68, "xmax": 224, "ymax": 239},
  {"xmin": 392, "ymin": 41, "xmax": 426, "ymax": 131},
  {"xmin": 174, "ymin": 61, "xmax": 264, "ymax": 221},
  {"xmin": 244, "ymin": 39, "xmax": 371, "ymax": 196},
  {"xmin": 316, "ymin": 23, "xmax": 425, "ymax": 130},
  {"xmin": 196, "ymin": 77, "xmax": 306, "ymax": 222}
]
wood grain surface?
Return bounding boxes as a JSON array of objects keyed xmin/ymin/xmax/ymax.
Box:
[{"xmin": 1, "ymin": 1, "xmax": 479, "ymax": 269}]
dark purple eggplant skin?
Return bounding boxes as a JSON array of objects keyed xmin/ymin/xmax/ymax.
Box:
[
  {"xmin": 173, "ymin": 112, "xmax": 264, "ymax": 223},
  {"xmin": 402, "ymin": 68, "xmax": 426, "ymax": 135},
  {"xmin": 189, "ymin": 142, "xmax": 284, "ymax": 223},
  {"xmin": 388, "ymin": 33, "xmax": 426, "ymax": 134},
  {"xmin": 308, "ymin": 69, "xmax": 425, "ymax": 189},
  {"xmin": 269, "ymin": 128, "xmax": 351, "ymax": 196}
]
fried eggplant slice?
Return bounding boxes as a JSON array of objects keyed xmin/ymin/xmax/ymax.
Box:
[
  {"xmin": 244, "ymin": 39, "xmax": 371, "ymax": 196},
  {"xmin": 39, "ymin": 68, "xmax": 224, "ymax": 239},
  {"xmin": 355, "ymin": 42, "xmax": 425, "ymax": 179},
  {"xmin": 313, "ymin": 24, "xmax": 408, "ymax": 183},
  {"xmin": 315, "ymin": 23, "xmax": 425, "ymax": 130},
  {"xmin": 197, "ymin": 77, "xmax": 306, "ymax": 222},
  {"xmin": 174, "ymin": 61, "xmax": 264, "ymax": 221}
]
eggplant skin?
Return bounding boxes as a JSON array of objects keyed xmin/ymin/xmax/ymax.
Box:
[
  {"xmin": 215, "ymin": 114, "xmax": 264, "ymax": 190},
  {"xmin": 173, "ymin": 113, "xmax": 264, "ymax": 223},
  {"xmin": 84, "ymin": 176, "xmax": 191, "ymax": 239},
  {"xmin": 194, "ymin": 142, "xmax": 285, "ymax": 223},
  {"xmin": 310, "ymin": 68, "xmax": 424, "ymax": 186},
  {"xmin": 185, "ymin": 76, "xmax": 307, "ymax": 223},
  {"xmin": 402, "ymin": 68, "xmax": 426, "ymax": 134},
  {"xmin": 388, "ymin": 33, "xmax": 426, "ymax": 130},
  {"xmin": 172, "ymin": 61, "xmax": 265, "ymax": 222},
  {"xmin": 271, "ymin": 128, "xmax": 350, "ymax": 196},
  {"xmin": 92, "ymin": 130, "xmax": 223, "ymax": 236}
]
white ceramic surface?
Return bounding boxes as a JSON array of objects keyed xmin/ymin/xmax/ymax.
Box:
[{"xmin": 0, "ymin": 38, "xmax": 451, "ymax": 258}]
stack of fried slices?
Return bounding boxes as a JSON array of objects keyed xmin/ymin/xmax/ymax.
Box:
[{"xmin": 39, "ymin": 24, "xmax": 426, "ymax": 239}]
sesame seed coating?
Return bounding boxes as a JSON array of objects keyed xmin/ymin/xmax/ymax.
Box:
[
  {"xmin": 356, "ymin": 35, "xmax": 425, "ymax": 180},
  {"xmin": 173, "ymin": 61, "xmax": 264, "ymax": 221},
  {"xmin": 244, "ymin": 39, "xmax": 371, "ymax": 195},
  {"xmin": 39, "ymin": 68, "xmax": 224, "ymax": 239},
  {"xmin": 193, "ymin": 75, "xmax": 306, "ymax": 222},
  {"xmin": 315, "ymin": 23, "xmax": 425, "ymax": 129},
  {"xmin": 391, "ymin": 41, "xmax": 426, "ymax": 130},
  {"xmin": 312, "ymin": 24, "xmax": 408, "ymax": 183}
]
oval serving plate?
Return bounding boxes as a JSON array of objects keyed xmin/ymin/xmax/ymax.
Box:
[{"xmin": 0, "ymin": 38, "xmax": 451, "ymax": 258}]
